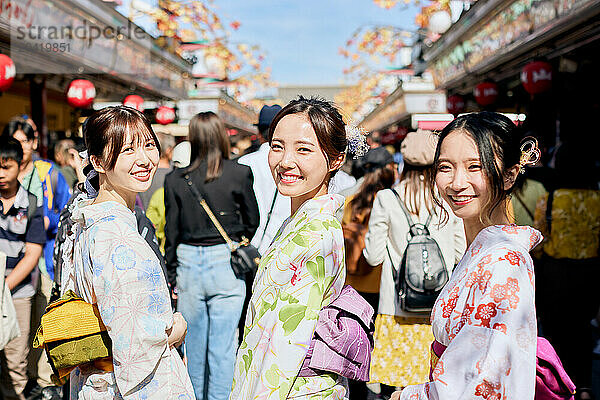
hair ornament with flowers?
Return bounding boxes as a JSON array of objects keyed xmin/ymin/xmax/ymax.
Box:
[
  {"xmin": 519, "ymin": 137, "xmax": 541, "ymax": 174},
  {"xmin": 345, "ymin": 124, "xmax": 370, "ymax": 158}
]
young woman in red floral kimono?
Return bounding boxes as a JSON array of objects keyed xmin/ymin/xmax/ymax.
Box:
[{"xmin": 392, "ymin": 112, "xmax": 542, "ymax": 400}]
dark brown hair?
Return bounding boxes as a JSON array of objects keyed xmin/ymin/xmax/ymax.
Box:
[
  {"xmin": 348, "ymin": 165, "xmax": 395, "ymax": 224},
  {"xmin": 269, "ymin": 96, "xmax": 347, "ymax": 177},
  {"xmin": 3, "ymin": 116, "xmax": 36, "ymax": 140},
  {"xmin": 84, "ymin": 106, "xmax": 159, "ymax": 171},
  {"xmin": 187, "ymin": 111, "xmax": 230, "ymax": 182},
  {"xmin": 431, "ymin": 111, "xmax": 523, "ymax": 224}
]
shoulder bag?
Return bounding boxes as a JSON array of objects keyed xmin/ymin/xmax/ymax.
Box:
[{"xmin": 183, "ymin": 173, "xmax": 260, "ymax": 278}]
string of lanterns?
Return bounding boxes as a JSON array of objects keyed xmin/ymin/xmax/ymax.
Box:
[{"xmin": 446, "ymin": 60, "xmax": 553, "ymax": 113}]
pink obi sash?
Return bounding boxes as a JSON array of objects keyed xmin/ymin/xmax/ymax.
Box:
[
  {"xmin": 428, "ymin": 340, "xmax": 446, "ymax": 381},
  {"xmin": 427, "ymin": 338, "xmax": 576, "ymax": 400}
]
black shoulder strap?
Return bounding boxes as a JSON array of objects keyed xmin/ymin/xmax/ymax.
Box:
[
  {"xmin": 257, "ymin": 190, "xmax": 278, "ymax": 248},
  {"xmin": 546, "ymin": 190, "xmax": 555, "ymax": 234},
  {"xmin": 27, "ymin": 192, "xmax": 38, "ymax": 222},
  {"xmin": 391, "ymin": 188, "xmax": 415, "ymax": 227},
  {"xmin": 391, "ymin": 188, "xmax": 433, "ymax": 228}
]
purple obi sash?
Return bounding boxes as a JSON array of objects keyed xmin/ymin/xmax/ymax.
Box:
[{"xmin": 298, "ymin": 285, "xmax": 375, "ymax": 382}]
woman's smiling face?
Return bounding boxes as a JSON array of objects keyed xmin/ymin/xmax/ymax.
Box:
[
  {"xmin": 100, "ymin": 128, "xmax": 160, "ymax": 195},
  {"xmin": 435, "ymin": 130, "xmax": 490, "ymax": 223},
  {"xmin": 268, "ymin": 114, "xmax": 331, "ymax": 208}
]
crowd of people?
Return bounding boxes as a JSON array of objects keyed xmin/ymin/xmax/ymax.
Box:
[{"xmin": 0, "ymin": 98, "xmax": 598, "ymax": 400}]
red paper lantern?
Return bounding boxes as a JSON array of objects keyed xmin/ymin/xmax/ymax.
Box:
[
  {"xmin": 0, "ymin": 54, "xmax": 16, "ymax": 92},
  {"xmin": 123, "ymin": 95, "xmax": 144, "ymax": 111},
  {"xmin": 156, "ymin": 106, "xmax": 175, "ymax": 125},
  {"xmin": 66, "ymin": 79, "xmax": 96, "ymax": 108},
  {"xmin": 447, "ymin": 94, "xmax": 465, "ymax": 115},
  {"xmin": 521, "ymin": 61, "xmax": 552, "ymax": 95},
  {"xmin": 474, "ymin": 82, "xmax": 498, "ymax": 106}
]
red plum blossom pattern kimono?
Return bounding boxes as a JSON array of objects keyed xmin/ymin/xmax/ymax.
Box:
[{"xmin": 400, "ymin": 225, "xmax": 541, "ymax": 400}]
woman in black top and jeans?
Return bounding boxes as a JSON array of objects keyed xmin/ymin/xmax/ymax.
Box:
[{"xmin": 164, "ymin": 112, "xmax": 259, "ymax": 400}]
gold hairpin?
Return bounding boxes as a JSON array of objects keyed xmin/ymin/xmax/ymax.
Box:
[{"xmin": 519, "ymin": 138, "xmax": 541, "ymax": 174}]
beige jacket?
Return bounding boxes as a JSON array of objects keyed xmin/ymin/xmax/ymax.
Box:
[{"xmin": 363, "ymin": 184, "xmax": 466, "ymax": 317}]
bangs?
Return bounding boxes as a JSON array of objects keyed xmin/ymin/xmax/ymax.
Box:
[{"xmin": 100, "ymin": 108, "xmax": 160, "ymax": 170}]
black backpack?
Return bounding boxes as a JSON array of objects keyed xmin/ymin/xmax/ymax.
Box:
[{"xmin": 390, "ymin": 189, "xmax": 448, "ymax": 313}]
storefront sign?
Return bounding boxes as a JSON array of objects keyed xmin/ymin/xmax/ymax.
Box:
[
  {"xmin": 429, "ymin": 0, "xmax": 596, "ymax": 87},
  {"xmin": 0, "ymin": 0, "xmax": 189, "ymax": 98}
]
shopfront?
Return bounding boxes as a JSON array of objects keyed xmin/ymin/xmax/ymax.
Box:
[
  {"xmin": 0, "ymin": 0, "xmax": 193, "ymax": 155},
  {"xmin": 424, "ymin": 0, "xmax": 600, "ymax": 153},
  {"xmin": 360, "ymin": 79, "xmax": 447, "ymax": 145}
]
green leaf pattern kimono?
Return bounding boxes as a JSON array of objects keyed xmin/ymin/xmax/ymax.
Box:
[{"xmin": 230, "ymin": 194, "xmax": 347, "ymax": 400}]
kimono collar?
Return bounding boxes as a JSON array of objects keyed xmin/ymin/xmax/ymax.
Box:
[
  {"xmin": 294, "ymin": 193, "xmax": 344, "ymax": 218},
  {"xmin": 71, "ymin": 199, "xmax": 136, "ymax": 229},
  {"xmin": 472, "ymin": 225, "xmax": 543, "ymax": 252}
]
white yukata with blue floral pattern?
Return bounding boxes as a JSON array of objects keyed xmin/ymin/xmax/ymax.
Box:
[{"xmin": 61, "ymin": 199, "xmax": 195, "ymax": 400}]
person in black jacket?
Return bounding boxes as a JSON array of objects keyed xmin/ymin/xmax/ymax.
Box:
[{"xmin": 164, "ymin": 111, "xmax": 259, "ymax": 400}]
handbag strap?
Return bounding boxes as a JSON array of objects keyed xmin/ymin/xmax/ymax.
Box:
[
  {"xmin": 390, "ymin": 188, "xmax": 433, "ymax": 229},
  {"xmin": 257, "ymin": 190, "xmax": 278, "ymax": 248},
  {"xmin": 183, "ymin": 173, "xmax": 236, "ymax": 252}
]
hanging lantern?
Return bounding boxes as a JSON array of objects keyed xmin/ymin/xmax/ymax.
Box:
[
  {"xmin": 156, "ymin": 106, "xmax": 175, "ymax": 125},
  {"xmin": 446, "ymin": 94, "xmax": 465, "ymax": 115},
  {"xmin": 66, "ymin": 79, "xmax": 96, "ymax": 108},
  {"xmin": 428, "ymin": 10, "xmax": 452, "ymax": 34},
  {"xmin": 123, "ymin": 95, "xmax": 145, "ymax": 111},
  {"xmin": 0, "ymin": 54, "xmax": 16, "ymax": 92},
  {"xmin": 521, "ymin": 61, "xmax": 552, "ymax": 95},
  {"xmin": 474, "ymin": 82, "xmax": 498, "ymax": 106}
]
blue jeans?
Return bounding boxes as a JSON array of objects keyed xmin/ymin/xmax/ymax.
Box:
[{"xmin": 177, "ymin": 243, "xmax": 245, "ymax": 400}]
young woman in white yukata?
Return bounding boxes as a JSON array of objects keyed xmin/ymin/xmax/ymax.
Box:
[
  {"xmin": 60, "ymin": 106, "xmax": 195, "ymax": 399},
  {"xmin": 392, "ymin": 112, "xmax": 542, "ymax": 400},
  {"xmin": 230, "ymin": 97, "xmax": 365, "ymax": 400}
]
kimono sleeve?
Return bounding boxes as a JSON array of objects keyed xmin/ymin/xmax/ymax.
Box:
[
  {"xmin": 89, "ymin": 219, "xmax": 173, "ymax": 398},
  {"xmin": 401, "ymin": 249, "xmax": 537, "ymax": 400}
]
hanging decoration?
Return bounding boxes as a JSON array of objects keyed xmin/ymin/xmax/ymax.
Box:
[
  {"xmin": 337, "ymin": 24, "xmax": 414, "ymax": 119},
  {"xmin": 0, "ymin": 54, "xmax": 16, "ymax": 92},
  {"xmin": 446, "ymin": 94, "xmax": 465, "ymax": 115},
  {"xmin": 66, "ymin": 79, "xmax": 96, "ymax": 108},
  {"xmin": 415, "ymin": 0, "xmax": 452, "ymax": 33},
  {"xmin": 521, "ymin": 61, "xmax": 552, "ymax": 95},
  {"xmin": 123, "ymin": 95, "xmax": 145, "ymax": 111},
  {"xmin": 129, "ymin": 0, "xmax": 273, "ymax": 107},
  {"xmin": 428, "ymin": 10, "xmax": 452, "ymax": 34},
  {"xmin": 156, "ymin": 106, "xmax": 176, "ymax": 125},
  {"xmin": 474, "ymin": 82, "xmax": 498, "ymax": 106}
]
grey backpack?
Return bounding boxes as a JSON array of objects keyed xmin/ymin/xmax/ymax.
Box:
[{"xmin": 390, "ymin": 189, "xmax": 448, "ymax": 313}]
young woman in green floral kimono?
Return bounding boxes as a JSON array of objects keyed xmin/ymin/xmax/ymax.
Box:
[{"xmin": 230, "ymin": 97, "xmax": 364, "ymax": 400}]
